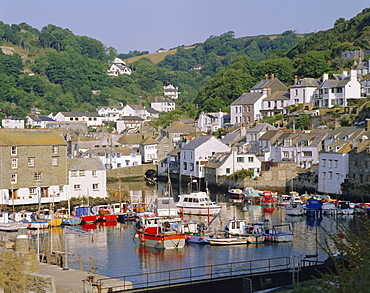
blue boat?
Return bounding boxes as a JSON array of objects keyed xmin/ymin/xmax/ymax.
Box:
[{"xmin": 304, "ymin": 198, "xmax": 322, "ymax": 217}]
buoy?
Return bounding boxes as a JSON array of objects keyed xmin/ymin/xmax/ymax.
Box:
[
  {"xmin": 179, "ymin": 208, "xmax": 183, "ymax": 213},
  {"xmin": 134, "ymin": 233, "xmax": 139, "ymax": 238},
  {"xmin": 158, "ymin": 240, "xmax": 162, "ymax": 244},
  {"xmin": 140, "ymin": 237, "xmax": 145, "ymax": 242}
]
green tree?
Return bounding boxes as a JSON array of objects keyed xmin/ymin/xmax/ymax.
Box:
[{"xmin": 295, "ymin": 113, "xmax": 312, "ymax": 130}]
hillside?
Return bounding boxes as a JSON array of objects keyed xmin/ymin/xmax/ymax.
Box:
[{"xmin": 124, "ymin": 47, "xmax": 194, "ymax": 64}]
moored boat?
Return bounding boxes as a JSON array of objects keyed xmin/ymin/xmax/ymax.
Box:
[
  {"xmin": 227, "ymin": 188, "xmax": 245, "ymax": 200},
  {"xmin": 336, "ymin": 201, "xmax": 354, "ymax": 215},
  {"xmin": 261, "ymin": 194, "xmax": 275, "ymax": 206},
  {"xmin": 176, "ymin": 191, "xmax": 221, "ymax": 216},
  {"xmin": 225, "ymin": 219, "xmax": 265, "ymax": 244},
  {"xmin": 135, "ymin": 216, "xmax": 185, "ymax": 249},
  {"xmin": 0, "ymin": 212, "xmax": 26, "ymax": 232},
  {"xmin": 284, "ymin": 202, "xmax": 305, "ymax": 216},
  {"xmin": 264, "ymin": 224, "xmax": 293, "ymax": 242},
  {"xmin": 73, "ymin": 205, "xmax": 97, "ymax": 223},
  {"xmin": 150, "ymin": 197, "xmax": 178, "ymax": 217},
  {"xmin": 207, "ymin": 237, "xmax": 248, "ymax": 246},
  {"xmin": 177, "ymin": 221, "xmax": 218, "ymax": 244},
  {"xmin": 91, "ymin": 205, "xmax": 118, "ymax": 221},
  {"xmin": 304, "ymin": 198, "xmax": 322, "ymax": 217},
  {"xmin": 12, "ymin": 211, "xmax": 48, "ymax": 229},
  {"xmin": 55, "ymin": 207, "xmax": 81, "ymax": 226}
]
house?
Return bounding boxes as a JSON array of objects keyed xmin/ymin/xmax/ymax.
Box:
[
  {"xmin": 146, "ymin": 107, "xmax": 159, "ymax": 120},
  {"xmin": 68, "ymin": 157, "xmax": 107, "ymax": 198},
  {"xmin": 245, "ymin": 123, "xmax": 278, "ymax": 154},
  {"xmin": 156, "ymin": 136, "xmax": 172, "ymax": 162},
  {"xmin": 26, "ymin": 115, "xmax": 54, "ymax": 128},
  {"xmin": 257, "ymin": 130, "xmax": 284, "ymax": 161},
  {"xmin": 158, "ymin": 147, "xmax": 181, "ymax": 176},
  {"xmin": 116, "ymin": 116, "xmax": 145, "ymax": 133},
  {"xmin": 260, "ymin": 91, "xmax": 290, "ymax": 117},
  {"xmin": 107, "ymin": 58, "xmax": 132, "ymax": 76},
  {"xmin": 317, "ymin": 141, "xmax": 352, "ymax": 195},
  {"xmin": 313, "ymin": 70, "xmax": 362, "ymax": 108},
  {"xmin": 289, "ymin": 77, "xmax": 321, "ymax": 106},
  {"xmin": 80, "ymin": 146, "xmax": 141, "ymax": 169},
  {"xmin": 230, "ymin": 92, "xmax": 265, "ymax": 125},
  {"xmin": 163, "ymin": 84, "xmax": 179, "ymax": 99},
  {"xmin": 151, "ymin": 97, "xmax": 176, "ymax": 112},
  {"xmin": 52, "ymin": 112, "xmax": 105, "ymax": 126},
  {"xmin": 0, "ymin": 129, "xmax": 68, "ymax": 206},
  {"xmin": 96, "ymin": 106, "xmax": 125, "ymax": 122},
  {"xmin": 204, "ymin": 148, "xmax": 261, "ymax": 184},
  {"xmin": 360, "ymin": 73, "xmax": 370, "ymax": 97},
  {"xmin": 179, "ymin": 136, "xmax": 230, "ymax": 180},
  {"xmin": 197, "ymin": 111, "xmax": 228, "ymax": 133},
  {"xmin": 2, "ymin": 116, "xmax": 24, "ymax": 129},
  {"xmin": 122, "ymin": 104, "xmax": 150, "ymax": 121},
  {"xmin": 138, "ymin": 137, "xmax": 159, "ymax": 163},
  {"xmin": 162, "ymin": 120, "xmax": 199, "ymax": 146}
]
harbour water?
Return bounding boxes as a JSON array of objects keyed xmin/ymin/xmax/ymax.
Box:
[{"xmin": 28, "ymin": 180, "xmax": 356, "ymax": 279}]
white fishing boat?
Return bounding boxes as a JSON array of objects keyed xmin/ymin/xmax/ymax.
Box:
[
  {"xmin": 150, "ymin": 197, "xmax": 178, "ymax": 217},
  {"xmin": 264, "ymin": 224, "xmax": 293, "ymax": 242},
  {"xmin": 11, "ymin": 211, "xmax": 48, "ymax": 229},
  {"xmin": 321, "ymin": 201, "xmax": 337, "ymax": 215},
  {"xmin": 284, "ymin": 202, "xmax": 305, "ymax": 216},
  {"xmin": 177, "ymin": 191, "xmax": 221, "ymax": 216},
  {"xmin": 0, "ymin": 212, "xmax": 25, "ymax": 232},
  {"xmin": 336, "ymin": 201, "xmax": 354, "ymax": 215},
  {"xmin": 225, "ymin": 219, "xmax": 265, "ymax": 244},
  {"xmin": 207, "ymin": 237, "xmax": 248, "ymax": 246}
]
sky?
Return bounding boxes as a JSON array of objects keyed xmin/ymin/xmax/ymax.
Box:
[{"xmin": 1, "ymin": 1, "xmax": 370, "ymax": 54}]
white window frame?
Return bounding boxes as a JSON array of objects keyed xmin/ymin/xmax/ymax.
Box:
[
  {"xmin": 28, "ymin": 157, "xmax": 35, "ymax": 167},
  {"xmin": 79, "ymin": 170, "xmax": 85, "ymax": 177},
  {"xmin": 52, "ymin": 157, "xmax": 58, "ymax": 166},
  {"xmin": 34, "ymin": 172, "xmax": 42, "ymax": 182},
  {"xmin": 29, "ymin": 187, "xmax": 37, "ymax": 195},
  {"xmin": 71, "ymin": 170, "xmax": 78, "ymax": 177},
  {"xmin": 74, "ymin": 184, "xmax": 81, "ymax": 191},
  {"xmin": 11, "ymin": 158, "xmax": 18, "ymax": 169},
  {"xmin": 92, "ymin": 170, "xmax": 97, "ymax": 177},
  {"xmin": 92, "ymin": 183, "xmax": 99, "ymax": 191}
]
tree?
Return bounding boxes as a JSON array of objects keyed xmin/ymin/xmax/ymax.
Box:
[{"xmin": 295, "ymin": 113, "xmax": 312, "ymax": 130}]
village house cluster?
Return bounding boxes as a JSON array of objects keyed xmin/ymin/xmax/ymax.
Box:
[{"xmin": 2, "ymin": 53, "xmax": 370, "ymax": 206}]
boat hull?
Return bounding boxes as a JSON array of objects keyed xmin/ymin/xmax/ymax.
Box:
[
  {"xmin": 81, "ymin": 215, "xmax": 97, "ymax": 223},
  {"xmin": 178, "ymin": 207, "xmax": 221, "ymax": 216},
  {"xmin": 23, "ymin": 221, "xmax": 49, "ymax": 229},
  {"xmin": 97, "ymin": 214, "xmax": 118, "ymax": 221},
  {"xmin": 140, "ymin": 233, "xmax": 185, "ymax": 249},
  {"xmin": 61, "ymin": 217, "xmax": 82, "ymax": 226},
  {"xmin": 208, "ymin": 237, "xmax": 247, "ymax": 246}
]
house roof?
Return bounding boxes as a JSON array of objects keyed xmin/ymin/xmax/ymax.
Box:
[
  {"xmin": 323, "ymin": 141, "xmax": 353, "ymax": 154},
  {"xmin": 263, "ymin": 90, "xmax": 290, "ymax": 101},
  {"xmin": 68, "ymin": 157, "xmax": 105, "ymax": 170},
  {"xmin": 204, "ymin": 152, "xmax": 230, "ymax": 169},
  {"xmin": 58, "ymin": 112, "xmax": 100, "ymax": 117},
  {"xmin": 259, "ymin": 130, "xmax": 284, "ymax": 142},
  {"xmin": 146, "ymin": 108, "xmax": 159, "ymax": 114},
  {"xmin": 181, "ymin": 136, "xmax": 212, "ymax": 150},
  {"xmin": 221, "ymin": 131, "xmax": 241, "ymax": 146},
  {"xmin": 117, "ymin": 133, "xmax": 152, "ymax": 145},
  {"xmin": 168, "ymin": 148, "xmax": 180, "ymax": 156},
  {"xmin": 251, "ymin": 78, "xmax": 287, "ymax": 92},
  {"xmin": 141, "ymin": 137, "xmax": 159, "ymax": 145},
  {"xmin": 351, "ymin": 140, "xmax": 370, "ymax": 153},
  {"xmin": 0, "ymin": 129, "xmax": 67, "ymax": 146},
  {"xmin": 4, "ymin": 116, "xmax": 24, "ymax": 121},
  {"xmin": 164, "ymin": 121, "xmax": 196, "ymax": 133},
  {"xmin": 247, "ymin": 123, "xmax": 278, "ymax": 133},
  {"xmin": 27, "ymin": 115, "xmax": 54, "ymax": 122},
  {"xmin": 82, "ymin": 146, "xmax": 138, "ymax": 156},
  {"xmin": 153, "ymin": 96, "xmax": 174, "ymax": 103},
  {"xmin": 290, "ymin": 78, "xmax": 320, "ymax": 88},
  {"xmin": 96, "ymin": 106, "xmax": 123, "ymax": 110},
  {"xmin": 231, "ymin": 93, "xmax": 263, "ymax": 106},
  {"xmin": 127, "ymin": 104, "xmax": 145, "ymax": 110},
  {"xmin": 117, "ymin": 116, "xmax": 144, "ymax": 121}
]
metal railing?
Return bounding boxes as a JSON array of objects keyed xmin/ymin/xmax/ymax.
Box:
[{"xmin": 96, "ymin": 256, "xmax": 296, "ymax": 291}]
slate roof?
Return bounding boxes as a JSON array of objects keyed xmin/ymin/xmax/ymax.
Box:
[
  {"xmin": 0, "ymin": 129, "xmax": 66, "ymax": 146},
  {"xmin": 181, "ymin": 136, "xmax": 212, "ymax": 150},
  {"xmin": 322, "ymin": 141, "xmax": 353, "ymax": 154},
  {"xmin": 83, "ymin": 146, "xmax": 138, "ymax": 156},
  {"xmin": 27, "ymin": 115, "xmax": 54, "ymax": 122},
  {"xmin": 251, "ymin": 78, "xmax": 288, "ymax": 92},
  {"xmin": 164, "ymin": 121, "xmax": 195, "ymax": 133},
  {"xmin": 205, "ymin": 152, "xmax": 230, "ymax": 169},
  {"xmin": 221, "ymin": 131, "xmax": 241, "ymax": 146},
  {"xmin": 141, "ymin": 137, "xmax": 159, "ymax": 145},
  {"xmin": 146, "ymin": 108, "xmax": 159, "ymax": 114},
  {"xmin": 59, "ymin": 112, "xmax": 100, "ymax": 117},
  {"xmin": 117, "ymin": 116, "xmax": 144, "ymax": 121},
  {"xmin": 153, "ymin": 96, "xmax": 174, "ymax": 103},
  {"xmin": 96, "ymin": 106, "xmax": 123, "ymax": 110},
  {"xmin": 259, "ymin": 130, "xmax": 284, "ymax": 142},
  {"xmin": 68, "ymin": 157, "xmax": 105, "ymax": 170},
  {"xmin": 247, "ymin": 123, "xmax": 278, "ymax": 133},
  {"xmin": 128, "ymin": 105, "xmax": 145, "ymax": 110},
  {"xmin": 290, "ymin": 78, "xmax": 320, "ymax": 88},
  {"xmin": 351, "ymin": 140, "xmax": 370, "ymax": 153},
  {"xmin": 231, "ymin": 93, "xmax": 263, "ymax": 105},
  {"xmin": 4, "ymin": 116, "xmax": 24, "ymax": 121},
  {"xmin": 263, "ymin": 91, "xmax": 290, "ymax": 101}
]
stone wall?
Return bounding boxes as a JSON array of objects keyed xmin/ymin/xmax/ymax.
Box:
[{"xmin": 107, "ymin": 164, "xmax": 157, "ymax": 179}]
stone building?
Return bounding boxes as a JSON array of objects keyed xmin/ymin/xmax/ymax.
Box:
[{"xmin": 0, "ymin": 129, "xmax": 68, "ymax": 206}]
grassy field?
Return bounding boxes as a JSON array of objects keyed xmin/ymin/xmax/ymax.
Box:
[{"xmin": 124, "ymin": 46, "xmax": 194, "ymax": 64}]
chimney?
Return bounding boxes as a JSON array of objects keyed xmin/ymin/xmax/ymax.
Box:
[
  {"xmin": 270, "ymin": 73, "xmax": 274, "ymax": 79},
  {"xmin": 322, "ymin": 73, "xmax": 328, "ymax": 82},
  {"xmin": 265, "ymin": 74, "xmax": 269, "ymax": 80},
  {"xmin": 342, "ymin": 70, "xmax": 348, "ymax": 78},
  {"xmin": 350, "ymin": 69, "xmax": 357, "ymax": 80},
  {"xmin": 294, "ymin": 75, "xmax": 298, "ymax": 84}
]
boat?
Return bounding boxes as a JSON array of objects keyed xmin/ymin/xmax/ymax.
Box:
[
  {"xmin": 0, "ymin": 212, "xmax": 26, "ymax": 232},
  {"xmin": 354, "ymin": 203, "xmax": 370, "ymax": 214},
  {"xmin": 73, "ymin": 205, "xmax": 97, "ymax": 223},
  {"xmin": 150, "ymin": 197, "xmax": 178, "ymax": 217},
  {"xmin": 37, "ymin": 209, "xmax": 63, "ymax": 227},
  {"xmin": 177, "ymin": 221, "xmax": 218, "ymax": 244},
  {"xmin": 244, "ymin": 188, "xmax": 261, "ymax": 205},
  {"xmin": 207, "ymin": 237, "xmax": 248, "ymax": 246},
  {"xmin": 225, "ymin": 219, "xmax": 265, "ymax": 244},
  {"xmin": 129, "ymin": 203, "xmax": 153, "ymax": 217},
  {"xmin": 277, "ymin": 195, "xmax": 292, "ymax": 206},
  {"xmin": 284, "ymin": 202, "xmax": 305, "ymax": 216},
  {"xmin": 135, "ymin": 216, "xmax": 185, "ymax": 249},
  {"xmin": 336, "ymin": 201, "xmax": 354, "ymax": 215},
  {"xmin": 321, "ymin": 201, "xmax": 337, "ymax": 215},
  {"xmin": 228, "ymin": 188, "xmax": 245, "ymax": 200},
  {"xmin": 304, "ymin": 198, "xmax": 322, "ymax": 217},
  {"xmin": 12, "ymin": 211, "xmax": 48, "ymax": 229},
  {"xmin": 91, "ymin": 205, "xmax": 118, "ymax": 221},
  {"xmin": 261, "ymin": 194, "xmax": 275, "ymax": 206},
  {"xmin": 111, "ymin": 202, "xmax": 137, "ymax": 222},
  {"xmin": 264, "ymin": 224, "xmax": 293, "ymax": 242},
  {"xmin": 55, "ymin": 207, "xmax": 81, "ymax": 226},
  {"xmin": 176, "ymin": 191, "xmax": 221, "ymax": 216}
]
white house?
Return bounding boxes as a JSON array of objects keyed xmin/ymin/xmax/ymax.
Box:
[
  {"xmin": 26, "ymin": 115, "xmax": 55, "ymax": 128},
  {"xmin": 260, "ymin": 90, "xmax": 290, "ymax": 117},
  {"xmin": 96, "ymin": 106, "xmax": 125, "ymax": 122},
  {"xmin": 314, "ymin": 70, "xmax": 362, "ymax": 108},
  {"xmin": 107, "ymin": 58, "xmax": 132, "ymax": 76},
  {"xmin": 80, "ymin": 146, "xmax": 141, "ymax": 169},
  {"xmin": 2, "ymin": 116, "xmax": 24, "ymax": 129},
  {"xmin": 204, "ymin": 148, "xmax": 261, "ymax": 183},
  {"xmin": 122, "ymin": 104, "xmax": 150, "ymax": 121},
  {"xmin": 317, "ymin": 141, "xmax": 352, "ymax": 195},
  {"xmin": 245, "ymin": 123, "xmax": 278, "ymax": 154},
  {"xmin": 197, "ymin": 111, "xmax": 228, "ymax": 133},
  {"xmin": 289, "ymin": 77, "xmax": 321, "ymax": 105},
  {"xmin": 116, "ymin": 116, "xmax": 145, "ymax": 133},
  {"xmin": 163, "ymin": 84, "xmax": 179, "ymax": 99},
  {"xmin": 138, "ymin": 137, "xmax": 159, "ymax": 163},
  {"xmin": 68, "ymin": 158, "xmax": 107, "ymax": 198},
  {"xmin": 53, "ymin": 112, "xmax": 105, "ymax": 126},
  {"xmin": 180, "ymin": 136, "xmax": 230, "ymax": 179},
  {"xmin": 151, "ymin": 97, "xmax": 175, "ymax": 112}
]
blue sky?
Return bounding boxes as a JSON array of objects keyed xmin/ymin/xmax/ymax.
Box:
[{"xmin": 1, "ymin": 1, "xmax": 369, "ymax": 54}]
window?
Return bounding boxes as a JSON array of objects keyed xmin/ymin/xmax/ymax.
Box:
[
  {"xmin": 71, "ymin": 170, "xmax": 78, "ymax": 177},
  {"xmin": 248, "ymin": 157, "xmax": 254, "ymax": 163},
  {"xmin": 52, "ymin": 157, "xmax": 58, "ymax": 166},
  {"xmin": 92, "ymin": 184, "xmax": 99, "ymax": 190},
  {"xmin": 295, "ymin": 89, "xmax": 298, "ymax": 96},
  {"xmin": 11, "ymin": 158, "xmax": 18, "ymax": 169},
  {"xmin": 74, "ymin": 184, "xmax": 81, "ymax": 190},
  {"xmin": 190, "ymin": 163, "xmax": 194, "ymax": 171},
  {"xmin": 28, "ymin": 157, "xmax": 35, "ymax": 167},
  {"xmin": 226, "ymin": 168, "xmax": 230, "ymax": 174},
  {"xmin": 34, "ymin": 172, "xmax": 42, "ymax": 182},
  {"xmin": 322, "ymin": 159, "xmax": 326, "ymax": 167},
  {"xmin": 59, "ymin": 185, "xmax": 64, "ymax": 192},
  {"xmin": 328, "ymin": 160, "xmax": 332, "ymax": 168},
  {"xmin": 92, "ymin": 170, "xmax": 97, "ymax": 177},
  {"xmin": 125, "ymin": 160, "xmax": 130, "ymax": 166},
  {"xmin": 79, "ymin": 170, "xmax": 85, "ymax": 176},
  {"xmin": 11, "ymin": 174, "xmax": 17, "ymax": 184},
  {"xmin": 116, "ymin": 153, "xmax": 121, "ymax": 158},
  {"xmin": 117, "ymin": 163, "xmax": 121, "ymax": 168},
  {"xmin": 183, "ymin": 162, "xmax": 187, "ymax": 170},
  {"xmin": 334, "ymin": 160, "xmax": 338, "ymax": 168},
  {"xmin": 237, "ymin": 157, "xmax": 244, "ymax": 163},
  {"xmin": 328, "ymin": 171, "xmax": 333, "ymax": 180},
  {"xmin": 303, "ymin": 151, "xmax": 312, "ymax": 157},
  {"xmin": 11, "ymin": 146, "xmax": 17, "ymax": 155},
  {"xmin": 29, "ymin": 187, "xmax": 37, "ymax": 195},
  {"xmin": 52, "ymin": 146, "xmax": 58, "ymax": 155},
  {"xmin": 283, "ymin": 151, "xmax": 289, "ymax": 158}
]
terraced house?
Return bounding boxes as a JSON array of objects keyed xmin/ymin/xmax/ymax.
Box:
[{"xmin": 0, "ymin": 129, "xmax": 68, "ymax": 206}]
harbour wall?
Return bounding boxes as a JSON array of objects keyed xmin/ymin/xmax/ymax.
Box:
[{"xmin": 107, "ymin": 164, "xmax": 157, "ymax": 179}]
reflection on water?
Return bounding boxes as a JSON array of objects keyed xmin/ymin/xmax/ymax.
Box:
[{"xmin": 27, "ymin": 179, "xmax": 357, "ymax": 278}]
